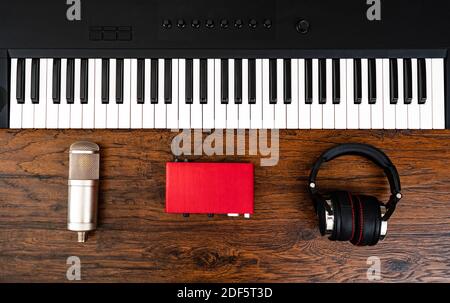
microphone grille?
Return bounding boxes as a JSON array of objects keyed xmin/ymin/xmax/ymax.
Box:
[{"xmin": 69, "ymin": 142, "xmax": 100, "ymax": 180}]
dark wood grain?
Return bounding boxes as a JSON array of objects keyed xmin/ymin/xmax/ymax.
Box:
[{"xmin": 0, "ymin": 129, "xmax": 449, "ymax": 282}]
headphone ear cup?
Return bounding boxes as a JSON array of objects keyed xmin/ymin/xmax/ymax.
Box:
[
  {"xmin": 329, "ymin": 191, "xmax": 355, "ymax": 242},
  {"xmin": 313, "ymin": 194, "xmax": 328, "ymax": 236},
  {"xmin": 351, "ymin": 195, "xmax": 382, "ymax": 246}
]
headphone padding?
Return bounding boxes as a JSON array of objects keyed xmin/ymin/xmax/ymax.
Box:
[
  {"xmin": 332, "ymin": 191, "xmax": 354, "ymax": 241},
  {"xmin": 330, "ymin": 196, "xmax": 341, "ymax": 241},
  {"xmin": 351, "ymin": 195, "xmax": 381, "ymax": 246}
]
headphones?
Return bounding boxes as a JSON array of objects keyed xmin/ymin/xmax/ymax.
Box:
[{"xmin": 308, "ymin": 143, "xmax": 402, "ymax": 246}]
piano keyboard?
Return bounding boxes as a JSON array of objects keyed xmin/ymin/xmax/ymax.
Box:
[{"xmin": 9, "ymin": 57, "xmax": 446, "ymax": 130}]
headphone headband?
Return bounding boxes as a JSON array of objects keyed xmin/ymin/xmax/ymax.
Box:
[{"xmin": 308, "ymin": 143, "xmax": 402, "ymax": 220}]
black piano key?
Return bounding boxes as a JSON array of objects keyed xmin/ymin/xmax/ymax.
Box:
[
  {"xmin": 200, "ymin": 59, "xmax": 207, "ymax": 104},
  {"xmin": 249, "ymin": 59, "xmax": 256, "ymax": 104},
  {"xmin": 150, "ymin": 59, "xmax": 158, "ymax": 104},
  {"xmin": 403, "ymin": 58, "xmax": 412, "ymax": 104},
  {"xmin": 101, "ymin": 59, "xmax": 109, "ymax": 104},
  {"xmin": 418, "ymin": 58, "xmax": 427, "ymax": 104},
  {"xmin": 269, "ymin": 59, "xmax": 277, "ymax": 104},
  {"xmin": 186, "ymin": 59, "xmax": 193, "ymax": 104},
  {"xmin": 389, "ymin": 59, "xmax": 398, "ymax": 104},
  {"xmin": 332, "ymin": 59, "xmax": 340, "ymax": 104},
  {"xmin": 16, "ymin": 58, "xmax": 25, "ymax": 104},
  {"xmin": 235, "ymin": 59, "xmax": 242, "ymax": 104},
  {"xmin": 305, "ymin": 59, "xmax": 313, "ymax": 104},
  {"xmin": 80, "ymin": 59, "xmax": 88, "ymax": 104},
  {"xmin": 165, "ymin": 59, "xmax": 172, "ymax": 104},
  {"xmin": 66, "ymin": 59, "xmax": 75, "ymax": 104},
  {"xmin": 354, "ymin": 59, "xmax": 362, "ymax": 104},
  {"xmin": 52, "ymin": 59, "xmax": 61, "ymax": 104},
  {"xmin": 116, "ymin": 59, "xmax": 124, "ymax": 104},
  {"xmin": 284, "ymin": 59, "xmax": 291, "ymax": 104},
  {"xmin": 136, "ymin": 59, "xmax": 144, "ymax": 104},
  {"xmin": 221, "ymin": 59, "xmax": 228, "ymax": 104},
  {"xmin": 319, "ymin": 59, "xmax": 326, "ymax": 104},
  {"xmin": 31, "ymin": 58, "xmax": 40, "ymax": 104},
  {"xmin": 368, "ymin": 58, "xmax": 377, "ymax": 104}
]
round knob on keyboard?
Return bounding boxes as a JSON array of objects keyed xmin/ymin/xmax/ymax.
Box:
[
  {"xmin": 296, "ymin": 19, "xmax": 310, "ymax": 34},
  {"xmin": 263, "ymin": 19, "xmax": 272, "ymax": 29},
  {"xmin": 220, "ymin": 19, "xmax": 229, "ymax": 29},
  {"xmin": 234, "ymin": 19, "xmax": 243, "ymax": 28},
  {"xmin": 177, "ymin": 19, "xmax": 186, "ymax": 29},
  {"xmin": 162, "ymin": 19, "xmax": 172, "ymax": 29},
  {"xmin": 192, "ymin": 19, "xmax": 201, "ymax": 29},
  {"xmin": 249, "ymin": 19, "xmax": 258, "ymax": 29},
  {"xmin": 206, "ymin": 19, "xmax": 215, "ymax": 28}
]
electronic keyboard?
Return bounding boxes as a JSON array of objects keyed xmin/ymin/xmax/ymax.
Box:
[{"xmin": 0, "ymin": 0, "xmax": 449, "ymax": 130}]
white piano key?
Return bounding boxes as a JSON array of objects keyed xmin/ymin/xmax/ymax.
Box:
[
  {"xmin": 274, "ymin": 59, "xmax": 286, "ymax": 129},
  {"xmin": 335, "ymin": 59, "xmax": 347, "ymax": 129},
  {"xmin": 298, "ymin": 59, "xmax": 311, "ymax": 129},
  {"xmin": 239, "ymin": 59, "xmax": 250, "ymax": 129},
  {"xmin": 34, "ymin": 58, "xmax": 47, "ymax": 128},
  {"xmin": 215, "ymin": 59, "xmax": 226, "ymax": 129},
  {"xmin": 359, "ymin": 59, "xmax": 371, "ymax": 129},
  {"xmin": 322, "ymin": 59, "xmax": 334, "ymax": 129},
  {"xmin": 58, "ymin": 59, "xmax": 70, "ymax": 128},
  {"xmin": 9, "ymin": 59, "xmax": 22, "ymax": 129},
  {"xmin": 178, "ymin": 59, "xmax": 190, "ymax": 129},
  {"xmin": 310, "ymin": 59, "xmax": 322, "ymax": 129},
  {"xmin": 119, "ymin": 59, "xmax": 132, "ymax": 129},
  {"xmin": 420, "ymin": 59, "xmax": 433, "ymax": 129},
  {"xmin": 287, "ymin": 59, "xmax": 299, "ymax": 129},
  {"xmin": 22, "ymin": 58, "xmax": 34, "ymax": 128},
  {"xmin": 262, "ymin": 59, "xmax": 274, "ymax": 129},
  {"xmin": 346, "ymin": 59, "xmax": 358, "ymax": 129},
  {"xmin": 82, "ymin": 59, "xmax": 96, "ymax": 129},
  {"xmin": 203, "ymin": 58, "xmax": 215, "ymax": 129},
  {"xmin": 46, "ymin": 59, "xmax": 59, "ymax": 129},
  {"xmin": 106, "ymin": 59, "xmax": 118, "ymax": 129},
  {"xmin": 167, "ymin": 59, "xmax": 179, "ymax": 129},
  {"xmin": 432, "ymin": 58, "xmax": 445, "ymax": 129},
  {"xmin": 250, "ymin": 59, "xmax": 263, "ymax": 129},
  {"xmin": 130, "ymin": 59, "xmax": 143, "ymax": 129},
  {"xmin": 396, "ymin": 59, "xmax": 408, "ymax": 129},
  {"xmin": 70, "ymin": 59, "xmax": 82, "ymax": 128},
  {"xmin": 94, "ymin": 59, "xmax": 107, "ymax": 129},
  {"xmin": 191, "ymin": 59, "xmax": 202, "ymax": 129},
  {"xmin": 227, "ymin": 59, "xmax": 239, "ymax": 129},
  {"xmin": 371, "ymin": 59, "xmax": 384, "ymax": 129},
  {"xmin": 408, "ymin": 58, "xmax": 420, "ymax": 129},
  {"xmin": 382, "ymin": 59, "xmax": 396, "ymax": 129},
  {"xmin": 142, "ymin": 59, "xmax": 155, "ymax": 129}
]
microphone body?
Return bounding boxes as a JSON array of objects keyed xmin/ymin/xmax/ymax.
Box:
[{"xmin": 67, "ymin": 142, "xmax": 100, "ymax": 242}]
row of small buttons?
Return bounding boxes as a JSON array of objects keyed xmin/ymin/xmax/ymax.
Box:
[{"xmin": 162, "ymin": 19, "xmax": 272, "ymax": 29}]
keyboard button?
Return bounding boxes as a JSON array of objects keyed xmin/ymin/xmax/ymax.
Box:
[
  {"xmin": 250, "ymin": 58, "xmax": 263, "ymax": 129},
  {"xmin": 359, "ymin": 58, "xmax": 371, "ymax": 129},
  {"xmin": 249, "ymin": 59, "xmax": 256, "ymax": 104},
  {"xmin": 80, "ymin": 59, "xmax": 88, "ymax": 104},
  {"xmin": 167, "ymin": 58, "xmax": 179, "ymax": 129},
  {"xmin": 403, "ymin": 58, "xmax": 413, "ymax": 104},
  {"xmin": 203, "ymin": 58, "xmax": 215, "ymax": 129},
  {"xmin": 191, "ymin": 58, "xmax": 202, "ymax": 129},
  {"xmin": 116, "ymin": 59, "xmax": 124, "ymax": 104},
  {"xmin": 221, "ymin": 59, "xmax": 229, "ymax": 104},
  {"xmin": 299, "ymin": 59, "xmax": 311, "ymax": 129},
  {"xmin": 31, "ymin": 58, "xmax": 40, "ymax": 104},
  {"xmin": 58, "ymin": 59, "xmax": 71, "ymax": 129},
  {"xmin": 408, "ymin": 58, "xmax": 420, "ymax": 129},
  {"xmin": 165, "ymin": 59, "xmax": 172, "ymax": 104},
  {"xmin": 354, "ymin": 58, "xmax": 362, "ymax": 104},
  {"xmin": 332, "ymin": 59, "xmax": 341, "ymax": 104},
  {"xmin": 311, "ymin": 59, "xmax": 322, "ymax": 129},
  {"xmin": 186, "ymin": 59, "xmax": 193, "ymax": 104},
  {"xmin": 143, "ymin": 58, "xmax": 155, "ymax": 129},
  {"xmin": 319, "ymin": 58, "xmax": 326, "ymax": 104},
  {"xmin": 346, "ymin": 59, "xmax": 358, "ymax": 129},
  {"xmin": 22, "ymin": 58, "xmax": 34, "ymax": 128},
  {"xmin": 101, "ymin": 59, "xmax": 110, "ymax": 104},
  {"xmin": 82, "ymin": 59, "xmax": 95, "ymax": 129},
  {"xmin": 418, "ymin": 58, "xmax": 427, "ymax": 104},
  {"xmin": 323, "ymin": 59, "xmax": 334, "ymax": 129},
  {"xmin": 396, "ymin": 59, "xmax": 408, "ymax": 129},
  {"xmin": 368, "ymin": 58, "xmax": 376, "ymax": 104},
  {"xmin": 155, "ymin": 58, "xmax": 167, "ymax": 128},
  {"xmin": 262, "ymin": 58, "xmax": 274, "ymax": 129},
  {"xmin": 432, "ymin": 58, "xmax": 445, "ymax": 129},
  {"xmin": 334, "ymin": 59, "xmax": 347, "ymax": 129},
  {"xmin": 95, "ymin": 59, "xmax": 107, "ymax": 129},
  {"xmin": 200, "ymin": 59, "xmax": 208, "ymax": 104},
  {"xmin": 52, "ymin": 59, "xmax": 61, "ymax": 104},
  {"xmin": 10, "ymin": 59, "xmax": 22, "ymax": 128},
  {"xmin": 389, "ymin": 59, "xmax": 399, "ymax": 104},
  {"xmin": 34, "ymin": 59, "xmax": 47, "ymax": 129},
  {"xmin": 107, "ymin": 59, "xmax": 119, "ymax": 128},
  {"xmin": 234, "ymin": 59, "xmax": 242, "ymax": 104},
  {"xmin": 150, "ymin": 58, "xmax": 158, "ymax": 104},
  {"xmin": 269, "ymin": 59, "xmax": 277, "ymax": 104},
  {"xmin": 66, "ymin": 58, "xmax": 75, "ymax": 104},
  {"xmin": 131, "ymin": 59, "xmax": 143, "ymax": 129},
  {"xmin": 16, "ymin": 58, "xmax": 25, "ymax": 104},
  {"xmin": 383, "ymin": 59, "xmax": 396, "ymax": 129},
  {"xmin": 239, "ymin": 58, "xmax": 250, "ymax": 129},
  {"xmin": 137, "ymin": 59, "xmax": 145, "ymax": 104},
  {"xmin": 274, "ymin": 58, "xmax": 286, "ymax": 128},
  {"xmin": 215, "ymin": 58, "xmax": 226, "ymax": 129},
  {"xmin": 287, "ymin": 59, "xmax": 298, "ymax": 129},
  {"xmin": 284, "ymin": 59, "xmax": 292, "ymax": 104},
  {"xmin": 420, "ymin": 59, "xmax": 433, "ymax": 129},
  {"xmin": 371, "ymin": 59, "xmax": 384, "ymax": 129},
  {"xmin": 178, "ymin": 59, "xmax": 190, "ymax": 129},
  {"xmin": 305, "ymin": 58, "xmax": 313, "ymax": 104},
  {"xmin": 70, "ymin": 58, "xmax": 82, "ymax": 128},
  {"xmin": 227, "ymin": 58, "xmax": 238, "ymax": 128}
]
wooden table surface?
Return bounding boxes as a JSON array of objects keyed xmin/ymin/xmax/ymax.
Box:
[{"xmin": 0, "ymin": 129, "xmax": 449, "ymax": 283}]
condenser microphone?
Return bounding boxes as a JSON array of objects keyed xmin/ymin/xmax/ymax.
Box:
[{"xmin": 67, "ymin": 141, "xmax": 100, "ymax": 243}]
